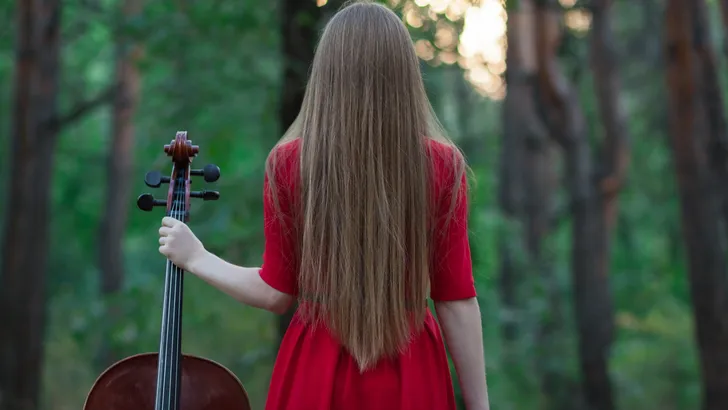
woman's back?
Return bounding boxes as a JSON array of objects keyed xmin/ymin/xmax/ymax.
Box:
[{"xmin": 260, "ymin": 137, "xmax": 475, "ymax": 410}]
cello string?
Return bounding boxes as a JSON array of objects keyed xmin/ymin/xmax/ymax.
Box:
[
  {"xmin": 175, "ymin": 172, "xmax": 187, "ymax": 408},
  {"xmin": 157, "ymin": 236, "xmax": 172, "ymax": 408},
  {"xmin": 167, "ymin": 178, "xmax": 181, "ymax": 409},
  {"xmin": 169, "ymin": 173, "xmax": 181, "ymax": 410},
  {"xmin": 170, "ymin": 174, "xmax": 183, "ymax": 410},
  {"xmin": 169, "ymin": 174, "xmax": 182, "ymax": 408}
]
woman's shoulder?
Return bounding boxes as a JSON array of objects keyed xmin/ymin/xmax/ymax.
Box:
[
  {"xmin": 268, "ymin": 138, "xmax": 302, "ymax": 168},
  {"xmin": 266, "ymin": 138, "xmax": 301, "ymax": 189},
  {"xmin": 426, "ymin": 137, "xmax": 461, "ymax": 159},
  {"xmin": 425, "ymin": 138, "xmax": 464, "ymax": 181},
  {"xmin": 271, "ymin": 138, "xmax": 302, "ymax": 160},
  {"xmin": 425, "ymin": 137, "xmax": 451, "ymax": 152}
]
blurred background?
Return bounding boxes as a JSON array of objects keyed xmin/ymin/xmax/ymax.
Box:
[{"xmin": 1, "ymin": 0, "xmax": 728, "ymax": 409}]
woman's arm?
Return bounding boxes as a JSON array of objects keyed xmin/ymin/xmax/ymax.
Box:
[
  {"xmin": 435, "ymin": 297, "xmax": 490, "ymax": 410},
  {"xmin": 159, "ymin": 216, "xmax": 294, "ymax": 315},
  {"xmin": 188, "ymin": 250, "xmax": 294, "ymax": 315}
]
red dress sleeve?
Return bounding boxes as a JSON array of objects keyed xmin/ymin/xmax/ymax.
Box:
[
  {"xmin": 429, "ymin": 149, "xmax": 477, "ymax": 302},
  {"xmin": 259, "ymin": 144, "xmax": 299, "ymax": 296}
]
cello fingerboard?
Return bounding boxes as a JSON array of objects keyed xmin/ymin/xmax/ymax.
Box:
[{"xmin": 155, "ymin": 168, "xmax": 187, "ymax": 410}]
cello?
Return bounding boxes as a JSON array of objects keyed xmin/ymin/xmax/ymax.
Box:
[{"xmin": 84, "ymin": 132, "xmax": 251, "ymax": 410}]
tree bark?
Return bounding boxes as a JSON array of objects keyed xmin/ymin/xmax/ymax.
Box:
[
  {"xmin": 664, "ymin": 1, "xmax": 728, "ymax": 408},
  {"xmin": 0, "ymin": 1, "xmax": 62, "ymax": 408},
  {"xmin": 534, "ymin": 1, "xmax": 616, "ymax": 409},
  {"xmin": 0, "ymin": 2, "xmax": 112, "ymax": 406},
  {"xmin": 585, "ymin": 0, "xmax": 632, "ymax": 406},
  {"xmin": 499, "ymin": 0, "xmax": 532, "ymax": 349},
  {"xmin": 277, "ymin": 0, "xmax": 345, "ymax": 345},
  {"xmin": 690, "ymin": 0, "xmax": 728, "ymax": 244},
  {"xmin": 718, "ymin": 0, "xmax": 728, "ymax": 57},
  {"xmin": 590, "ymin": 0, "xmax": 631, "ymax": 212},
  {"xmin": 96, "ymin": 0, "xmax": 143, "ymax": 370},
  {"xmin": 501, "ymin": 2, "xmax": 572, "ymax": 407}
]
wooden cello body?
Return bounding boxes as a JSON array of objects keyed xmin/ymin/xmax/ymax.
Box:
[
  {"xmin": 84, "ymin": 353, "xmax": 250, "ymax": 409},
  {"xmin": 84, "ymin": 132, "xmax": 251, "ymax": 410}
]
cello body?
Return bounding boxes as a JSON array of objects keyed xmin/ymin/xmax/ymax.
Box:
[
  {"xmin": 84, "ymin": 353, "xmax": 251, "ymax": 410},
  {"xmin": 84, "ymin": 132, "xmax": 251, "ymax": 410}
]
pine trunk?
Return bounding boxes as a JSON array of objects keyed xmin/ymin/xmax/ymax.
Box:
[
  {"xmin": 664, "ymin": 1, "xmax": 728, "ymax": 408},
  {"xmin": 502, "ymin": 1, "xmax": 571, "ymax": 407},
  {"xmin": 0, "ymin": 1, "xmax": 62, "ymax": 408},
  {"xmin": 535, "ymin": 1, "xmax": 616, "ymax": 408}
]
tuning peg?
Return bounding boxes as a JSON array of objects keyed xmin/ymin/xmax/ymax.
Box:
[
  {"xmin": 144, "ymin": 171, "xmax": 171, "ymax": 188},
  {"xmin": 191, "ymin": 164, "xmax": 220, "ymax": 183},
  {"xmin": 190, "ymin": 190, "xmax": 220, "ymax": 201},
  {"xmin": 137, "ymin": 193, "xmax": 167, "ymax": 211}
]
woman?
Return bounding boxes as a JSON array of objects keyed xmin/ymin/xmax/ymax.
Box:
[{"xmin": 158, "ymin": 1, "xmax": 490, "ymax": 409}]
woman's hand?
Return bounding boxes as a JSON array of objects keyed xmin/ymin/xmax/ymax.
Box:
[{"xmin": 158, "ymin": 216, "xmax": 208, "ymax": 272}]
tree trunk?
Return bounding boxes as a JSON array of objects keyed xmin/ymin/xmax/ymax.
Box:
[
  {"xmin": 499, "ymin": 0, "xmax": 531, "ymax": 350},
  {"xmin": 277, "ymin": 0, "xmax": 345, "ymax": 345},
  {"xmin": 0, "ymin": 1, "xmax": 61, "ymax": 408},
  {"xmin": 96, "ymin": 0, "xmax": 143, "ymax": 370},
  {"xmin": 590, "ymin": 0, "xmax": 631, "ymax": 213},
  {"xmin": 718, "ymin": 0, "xmax": 728, "ymax": 57},
  {"xmin": 502, "ymin": 2, "xmax": 573, "ymax": 407},
  {"xmin": 535, "ymin": 1, "xmax": 615, "ymax": 409},
  {"xmin": 586, "ymin": 0, "xmax": 632, "ymax": 406},
  {"xmin": 690, "ymin": 0, "xmax": 728, "ymax": 244},
  {"xmin": 664, "ymin": 1, "xmax": 728, "ymax": 408}
]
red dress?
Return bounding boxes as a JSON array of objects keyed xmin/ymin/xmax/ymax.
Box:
[{"xmin": 259, "ymin": 138, "xmax": 476, "ymax": 410}]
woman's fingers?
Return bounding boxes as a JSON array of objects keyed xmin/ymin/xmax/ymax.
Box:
[
  {"xmin": 161, "ymin": 217, "xmax": 178, "ymax": 227},
  {"xmin": 159, "ymin": 223, "xmax": 172, "ymax": 256},
  {"xmin": 157, "ymin": 217, "xmax": 201, "ymax": 271}
]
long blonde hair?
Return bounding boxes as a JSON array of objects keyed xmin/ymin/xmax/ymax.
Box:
[{"xmin": 266, "ymin": 0, "xmax": 465, "ymax": 371}]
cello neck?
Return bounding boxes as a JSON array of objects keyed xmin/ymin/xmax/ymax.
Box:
[{"xmin": 155, "ymin": 166, "xmax": 188, "ymax": 410}]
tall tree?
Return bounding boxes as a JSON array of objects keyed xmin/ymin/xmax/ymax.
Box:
[
  {"xmin": 581, "ymin": 0, "xmax": 631, "ymax": 406},
  {"xmin": 664, "ymin": 0, "xmax": 728, "ymax": 408},
  {"xmin": 277, "ymin": 0, "xmax": 345, "ymax": 344},
  {"xmin": 590, "ymin": 0, "xmax": 631, "ymax": 213},
  {"xmin": 500, "ymin": 1, "xmax": 570, "ymax": 407},
  {"xmin": 719, "ymin": 0, "xmax": 728, "ymax": 57},
  {"xmin": 96, "ymin": 0, "xmax": 144, "ymax": 369},
  {"xmin": 0, "ymin": 2, "xmax": 63, "ymax": 408},
  {"xmin": 690, "ymin": 0, "xmax": 728, "ymax": 239},
  {"xmin": 0, "ymin": 1, "xmax": 113, "ymax": 407},
  {"xmin": 534, "ymin": 0, "xmax": 630, "ymax": 408},
  {"xmin": 499, "ymin": 0, "xmax": 530, "ymax": 351}
]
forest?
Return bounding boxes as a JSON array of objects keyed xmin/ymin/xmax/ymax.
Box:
[{"xmin": 1, "ymin": 0, "xmax": 728, "ymax": 409}]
